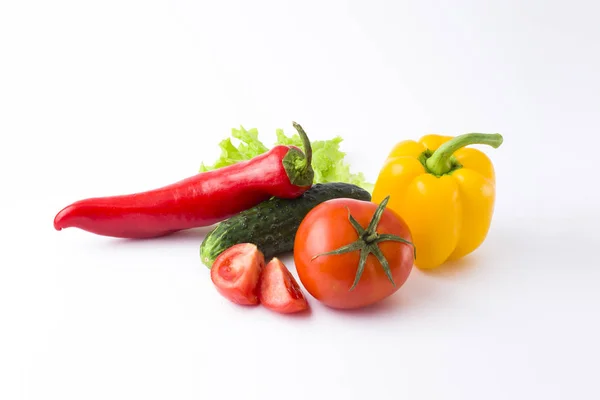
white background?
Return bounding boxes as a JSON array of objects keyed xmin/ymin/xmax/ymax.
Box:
[{"xmin": 2, "ymin": 1, "xmax": 599, "ymax": 399}]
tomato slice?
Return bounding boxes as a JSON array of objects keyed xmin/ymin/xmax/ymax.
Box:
[
  {"xmin": 258, "ymin": 258, "xmax": 309, "ymax": 314},
  {"xmin": 210, "ymin": 243, "xmax": 265, "ymax": 305}
]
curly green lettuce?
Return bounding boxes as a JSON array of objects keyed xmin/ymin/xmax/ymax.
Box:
[{"xmin": 199, "ymin": 126, "xmax": 373, "ymax": 192}]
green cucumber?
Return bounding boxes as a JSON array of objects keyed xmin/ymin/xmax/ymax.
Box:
[{"xmin": 200, "ymin": 182, "xmax": 371, "ymax": 267}]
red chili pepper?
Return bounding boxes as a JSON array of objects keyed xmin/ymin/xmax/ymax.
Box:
[{"xmin": 53, "ymin": 122, "xmax": 314, "ymax": 239}]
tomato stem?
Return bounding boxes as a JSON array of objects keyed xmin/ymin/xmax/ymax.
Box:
[
  {"xmin": 311, "ymin": 196, "xmax": 416, "ymax": 291},
  {"xmin": 364, "ymin": 232, "xmax": 379, "ymax": 243}
]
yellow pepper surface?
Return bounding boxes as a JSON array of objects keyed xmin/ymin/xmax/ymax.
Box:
[{"xmin": 372, "ymin": 133, "xmax": 503, "ymax": 269}]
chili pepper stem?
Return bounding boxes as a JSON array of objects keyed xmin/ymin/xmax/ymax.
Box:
[
  {"xmin": 292, "ymin": 121, "xmax": 313, "ymax": 170},
  {"xmin": 426, "ymin": 133, "xmax": 503, "ymax": 176},
  {"xmin": 282, "ymin": 122, "xmax": 315, "ymax": 186}
]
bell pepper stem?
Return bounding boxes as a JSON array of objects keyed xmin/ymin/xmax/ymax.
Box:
[{"xmin": 426, "ymin": 133, "xmax": 503, "ymax": 176}]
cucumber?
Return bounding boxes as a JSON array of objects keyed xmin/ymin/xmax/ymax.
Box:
[{"xmin": 200, "ymin": 182, "xmax": 371, "ymax": 267}]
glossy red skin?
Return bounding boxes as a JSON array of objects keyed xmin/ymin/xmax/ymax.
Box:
[
  {"xmin": 258, "ymin": 258, "xmax": 309, "ymax": 314},
  {"xmin": 294, "ymin": 198, "xmax": 414, "ymax": 310},
  {"xmin": 211, "ymin": 243, "xmax": 265, "ymax": 306},
  {"xmin": 53, "ymin": 145, "xmax": 309, "ymax": 238}
]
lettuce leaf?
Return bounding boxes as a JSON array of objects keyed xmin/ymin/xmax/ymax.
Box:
[
  {"xmin": 199, "ymin": 127, "xmax": 269, "ymax": 172},
  {"xmin": 199, "ymin": 126, "xmax": 373, "ymax": 192}
]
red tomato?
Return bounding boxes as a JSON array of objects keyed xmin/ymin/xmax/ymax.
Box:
[
  {"xmin": 293, "ymin": 198, "xmax": 414, "ymax": 309},
  {"xmin": 210, "ymin": 243, "xmax": 265, "ymax": 305},
  {"xmin": 259, "ymin": 258, "xmax": 309, "ymax": 314}
]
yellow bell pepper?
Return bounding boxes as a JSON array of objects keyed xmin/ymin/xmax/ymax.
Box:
[{"xmin": 372, "ymin": 133, "xmax": 503, "ymax": 269}]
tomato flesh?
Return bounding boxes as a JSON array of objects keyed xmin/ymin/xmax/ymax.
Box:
[
  {"xmin": 259, "ymin": 258, "xmax": 309, "ymax": 314},
  {"xmin": 293, "ymin": 198, "xmax": 414, "ymax": 309},
  {"xmin": 210, "ymin": 243, "xmax": 265, "ymax": 305}
]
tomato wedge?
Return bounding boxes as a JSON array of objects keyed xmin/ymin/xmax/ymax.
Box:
[
  {"xmin": 210, "ymin": 243, "xmax": 265, "ymax": 305},
  {"xmin": 258, "ymin": 258, "xmax": 309, "ymax": 314}
]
